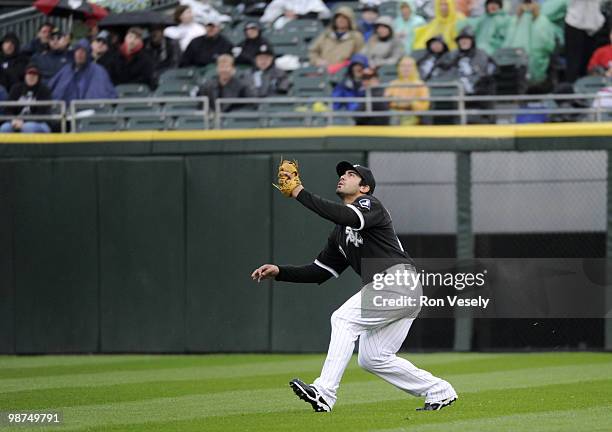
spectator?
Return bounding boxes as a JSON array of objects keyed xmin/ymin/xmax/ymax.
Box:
[
  {"xmin": 0, "ymin": 64, "xmax": 52, "ymax": 133},
  {"xmin": 355, "ymin": 67, "xmax": 390, "ymax": 125},
  {"xmin": 249, "ymin": 44, "xmax": 290, "ymax": 97},
  {"xmin": 362, "ymin": 16, "xmax": 405, "ymax": 68},
  {"xmin": 0, "ymin": 84, "xmax": 7, "ymax": 115},
  {"xmin": 31, "ymin": 28, "xmax": 72, "ymax": 83},
  {"xmin": 22, "ymin": 22, "xmax": 53, "ymax": 55},
  {"xmin": 384, "ymin": 56, "xmax": 430, "ymax": 125},
  {"xmin": 233, "ymin": 22, "xmax": 270, "ymax": 67},
  {"xmin": 394, "ymin": 1, "xmax": 426, "ymax": 55},
  {"xmin": 180, "ymin": 17, "xmax": 233, "ymax": 68},
  {"xmin": 309, "ymin": 7, "xmax": 365, "ymax": 68},
  {"xmin": 332, "ymin": 54, "xmax": 369, "ymax": 111},
  {"xmin": 413, "ymin": 0, "xmax": 466, "ymax": 51},
  {"xmin": 179, "ymin": 0, "xmax": 230, "ymax": 26},
  {"xmin": 49, "ymin": 39, "xmax": 117, "ymax": 104},
  {"xmin": 260, "ymin": 0, "xmax": 330, "ymax": 26},
  {"xmin": 503, "ymin": 0, "xmax": 556, "ymax": 87},
  {"xmin": 144, "ymin": 26, "xmax": 180, "ymax": 80},
  {"xmin": 435, "ymin": 27, "xmax": 496, "ymax": 95},
  {"xmin": 359, "ymin": 4, "xmax": 380, "ymax": 42},
  {"xmin": 458, "ymin": 0, "xmax": 511, "ymax": 56},
  {"xmin": 564, "ymin": 0, "xmax": 605, "ymax": 82},
  {"xmin": 112, "ymin": 27, "xmax": 155, "ymax": 88},
  {"xmin": 198, "ymin": 54, "xmax": 254, "ymax": 112},
  {"xmin": 417, "ymin": 35, "xmax": 449, "ymax": 80},
  {"xmin": 588, "ymin": 27, "xmax": 612, "ymax": 77},
  {"xmin": 164, "ymin": 5, "xmax": 205, "ymax": 52},
  {"xmin": 0, "ymin": 33, "xmax": 29, "ymax": 92},
  {"xmin": 91, "ymin": 30, "xmax": 119, "ymax": 76}
]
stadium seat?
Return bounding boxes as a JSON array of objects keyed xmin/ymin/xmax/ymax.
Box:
[
  {"xmin": 267, "ymin": 33, "xmax": 304, "ymax": 57},
  {"xmin": 290, "ymin": 76, "xmax": 330, "ymax": 97},
  {"xmin": 75, "ymin": 102, "xmax": 114, "ymax": 114},
  {"xmin": 124, "ymin": 115, "xmax": 174, "ymax": 131},
  {"xmin": 163, "ymin": 101, "xmax": 203, "ymax": 114},
  {"xmin": 377, "ymin": 64, "xmax": 397, "ymax": 83},
  {"xmin": 220, "ymin": 116, "xmax": 263, "ymax": 129},
  {"xmin": 154, "ymin": 82, "xmax": 198, "ymax": 98},
  {"xmin": 115, "ymin": 83, "xmax": 151, "ymax": 98},
  {"xmin": 267, "ymin": 116, "xmax": 308, "ymax": 128},
  {"xmin": 292, "ymin": 65, "xmax": 327, "ymax": 79},
  {"xmin": 574, "ymin": 76, "xmax": 611, "ymax": 95},
  {"xmin": 76, "ymin": 117, "xmax": 124, "ymax": 132},
  {"xmin": 158, "ymin": 67, "xmax": 198, "ymax": 85},
  {"xmin": 280, "ymin": 19, "xmax": 323, "ymax": 44},
  {"xmin": 427, "ymin": 78, "xmax": 461, "ymax": 125},
  {"xmin": 312, "ymin": 116, "xmax": 356, "ymax": 126},
  {"xmin": 492, "ymin": 48, "xmax": 528, "ymax": 95},
  {"xmin": 379, "ymin": 1, "xmax": 399, "ymax": 17},
  {"xmin": 174, "ymin": 116, "xmax": 208, "ymax": 130},
  {"xmin": 115, "ymin": 102, "xmax": 162, "ymax": 115}
]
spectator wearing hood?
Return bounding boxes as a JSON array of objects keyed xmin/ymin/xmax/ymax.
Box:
[
  {"xmin": 564, "ymin": 0, "xmax": 605, "ymax": 83},
  {"xmin": 23, "ymin": 22, "xmax": 53, "ymax": 56},
  {"xmin": 331, "ymin": 54, "xmax": 369, "ymax": 111},
  {"xmin": 502, "ymin": 0, "xmax": 556, "ymax": 86},
  {"xmin": 458, "ymin": 0, "xmax": 511, "ymax": 56},
  {"xmin": 0, "ymin": 33, "xmax": 29, "ymax": 92},
  {"xmin": 198, "ymin": 54, "xmax": 254, "ymax": 112},
  {"xmin": 260, "ymin": 0, "xmax": 331, "ymax": 26},
  {"xmin": 385, "ymin": 56, "xmax": 430, "ymax": 125},
  {"xmin": 32, "ymin": 28, "xmax": 72, "ymax": 83},
  {"xmin": 362, "ymin": 16, "xmax": 405, "ymax": 68},
  {"xmin": 434, "ymin": 27, "xmax": 495, "ymax": 95},
  {"xmin": 249, "ymin": 44, "xmax": 290, "ymax": 97},
  {"xmin": 588, "ymin": 28, "xmax": 612, "ymax": 77},
  {"xmin": 48, "ymin": 39, "xmax": 117, "ymax": 105},
  {"xmin": 359, "ymin": 4, "xmax": 380, "ymax": 42},
  {"xmin": 0, "ymin": 64, "xmax": 52, "ymax": 133},
  {"xmin": 413, "ymin": 0, "xmax": 465, "ymax": 51},
  {"xmin": 180, "ymin": 17, "xmax": 233, "ymax": 68},
  {"xmin": 164, "ymin": 5, "xmax": 205, "ymax": 52},
  {"xmin": 91, "ymin": 30, "xmax": 119, "ymax": 77},
  {"xmin": 112, "ymin": 27, "xmax": 156, "ymax": 88},
  {"xmin": 309, "ymin": 7, "xmax": 365, "ymax": 68},
  {"xmin": 144, "ymin": 26, "xmax": 180, "ymax": 80},
  {"xmin": 417, "ymin": 35, "xmax": 449, "ymax": 80},
  {"xmin": 394, "ymin": 1, "xmax": 426, "ymax": 55},
  {"xmin": 233, "ymin": 22, "xmax": 270, "ymax": 67}
]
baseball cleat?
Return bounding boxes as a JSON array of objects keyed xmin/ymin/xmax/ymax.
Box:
[
  {"xmin": 416, "ymin": 396, "xmax": 457, "ymax": 411},
  {"xmin": 289, "ymin": 378, "xmax": 331, "ymax": 412}
]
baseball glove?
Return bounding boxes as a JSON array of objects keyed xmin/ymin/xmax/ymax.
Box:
[{"xmin": 273, "ymin": 159, "xmax": 302, "ymax": 197}]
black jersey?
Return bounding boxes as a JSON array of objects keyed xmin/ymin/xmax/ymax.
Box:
[{"xmin": 277, "ymin": 188, "xmax": 410, "ymax": 279}]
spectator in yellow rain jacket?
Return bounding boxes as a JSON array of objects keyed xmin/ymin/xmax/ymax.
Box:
[
  {"xmin": 413, "ymin": 0, "xmax": 465, "ymax": 51},
  {"xmin": 384, "ymin": 55, "xmax": 430, "ymax": 125}
]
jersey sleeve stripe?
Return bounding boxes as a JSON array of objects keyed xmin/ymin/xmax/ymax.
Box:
[
  {"xmin": 346, "ymin": 204, "xmax": 365, "ymax": 230},
  {"xmin": 314, "ymin": 259, "xmax": 340, "ymax": 278}
]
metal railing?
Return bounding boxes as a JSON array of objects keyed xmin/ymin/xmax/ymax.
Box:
[{"xmin": 0, "ymin": 100, "xmax": 67, "ymax": 132}]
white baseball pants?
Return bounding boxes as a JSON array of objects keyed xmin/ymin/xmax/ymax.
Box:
[{"xmin": 312, "ymin": 291, "xmax": 457, "ymax": 409}]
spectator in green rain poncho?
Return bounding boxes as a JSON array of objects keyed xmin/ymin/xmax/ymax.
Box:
[
  {"xmin": 502, "ymin": 0, "xmax": 556, "ymax": 86},
  {"xmin": 457, "ymin": 0, "xmax": 511, "ymax": 56},
  {"xmin": 393, "ymin": 1, "xmax": 426, "ymax": 55}
]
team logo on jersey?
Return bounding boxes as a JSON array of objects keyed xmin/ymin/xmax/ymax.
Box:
[
  {"xmin": 345, "ymin": 227, "xmax": 363, "ymax": 247},
  {"xmin": 358, "ymin": 198, "xmax": 371, "ymax": 210}
]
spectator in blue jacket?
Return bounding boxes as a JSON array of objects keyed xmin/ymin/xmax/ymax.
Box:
[
  {"xmin": 332, "ymin": 54, "xmax": 369, "ymax": 111},
  {"xmin": 32, "ymin": 28, "xmax": 72, "ymax": 83},
  {"xmin": 48, "ymin": 39, "xmax": 117, "ymax": 105},
  {"xmin": 358, "ymin": 4, "xmax": 380, "ymax": 42}
]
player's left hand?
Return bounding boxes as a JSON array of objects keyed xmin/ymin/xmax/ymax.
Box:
[
  {"xmin": 273, "ymin": 159, "xmax": 302, "ymax": 198},
  {"xmin": 251, "ymin": 264, "xmax": 279, "ymax": 282}
]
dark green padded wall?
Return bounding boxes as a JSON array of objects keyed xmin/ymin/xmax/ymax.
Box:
[
  {"xmin": 13, "ymin": 160, "xmax": 99, "ymax": 353},
  {"xmin": 0, "ymin": 162, "xmax": 14, "ymax": 353},
  {"xmin": 98, "ymin": 158, "xmax": 185, "ymax": 352},
  {"xmin": 271, "ymin": 153, "xmax": 364, "ymax": 352},
  {"xmin": 185, "ymin": 155, "xmax": 271, "ymax": 352}
]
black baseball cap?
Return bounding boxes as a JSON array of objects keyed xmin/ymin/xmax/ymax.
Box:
[{"xmin": 336, "ymin": 161, "xmax": 376, "ymax": 194}]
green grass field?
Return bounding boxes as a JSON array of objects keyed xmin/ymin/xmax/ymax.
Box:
[{"xmin": 1, "ymin": 352, "xmax": 611, "ymax": 431}]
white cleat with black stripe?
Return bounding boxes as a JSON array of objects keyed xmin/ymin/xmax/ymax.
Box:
[
  {"xmin": 416, "ymin": 396, "xmax": 457, "ymax": 411},
  {"xmin": 289, "ymin": 378, "xmax": 331, "ymax": 412}
]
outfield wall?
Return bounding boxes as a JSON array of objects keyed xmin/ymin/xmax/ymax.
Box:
[{"xmin": 1, "ymin": 123, "xmax": 611, "ymax": 354}]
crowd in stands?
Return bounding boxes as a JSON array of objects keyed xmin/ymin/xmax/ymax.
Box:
[{"xmin": 0, "ymin": 0, "xmax": 612, "ymax": 133}]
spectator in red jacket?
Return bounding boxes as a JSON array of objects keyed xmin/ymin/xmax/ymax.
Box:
[{"xmin": 588, "ymin": 28, "xmax": 612, "ymax": 78}]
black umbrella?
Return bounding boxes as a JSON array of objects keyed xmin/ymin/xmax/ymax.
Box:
[{"xmin": 99, "ymin": 11, "xmax": 173, "ymax": 29}]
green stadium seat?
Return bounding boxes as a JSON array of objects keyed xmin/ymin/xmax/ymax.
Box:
[
  {"xmin": 290, "ymin": 76, "xmax": 330, "ymax": 97},
  {"xmin": 267, "ymin": 116, "xmax": 308, "ymax": 128},
  {"xmin": 158, "ymin": 67, "xmax": 198, "ymax": 85},
  {"xmin": 76, "ymin": 117, "xmax": 123, "ymax": 132},
  {"xmin": 124, "ymin": 115, "xmax": 174, "ymax": 131},
  {"xmin": 280, "ymin": 19, "xmax": 323, "ymax": 44},
  {"xmin": 115, "ymin": 83, "xmax": 151, "ymax": 98},
  {"xmin": 220, "ymin": 116, "xmax": 263, "ymax": 129},
  {"xmin": 75, "ymin": 102, "xmax": 114, "ymax": 114},
  {"xmin": 292, "ymin": 65, "xmax": 328, "ymax": 79},
  {"xmin": 267, "ymin": 33, "xmax": 303, "ymax": 57},
  {"xmin": 574, "ymin": 76, "xmax": 611, "ymax": 95},
  {"xmin": 153, "ymin": 82, "xmax": 198, "ymax": 97},
  {"xmin": 115, "ymin": 102, "xmax": 162, "ymax": 115},
  {"xmin": 379, "ymin": 1, "xmax": 399, "ymax": 17},
  {"xmin": 173, "ymin": 116, "xmax": 207, "ymax": 130},
  {"xmin": 163, "ymin": 101, "xmax": 203, "ymax": 114},
  {"xmin": 427, "ymin": 78, "xmax": 461, "ymax": 125},
  {"xmin": 377, "ymin": 64, "xmax": 397, "ymax": 83}
]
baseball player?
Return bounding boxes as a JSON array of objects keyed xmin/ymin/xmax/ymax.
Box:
[{"xmin": 251, "ymin": 160, "xmax": 457, "ymax": 412}]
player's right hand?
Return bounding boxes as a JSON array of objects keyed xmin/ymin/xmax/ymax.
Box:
[{"xmin": 251, "ymin": 264, "xmax": 279, "ymax": 282}]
